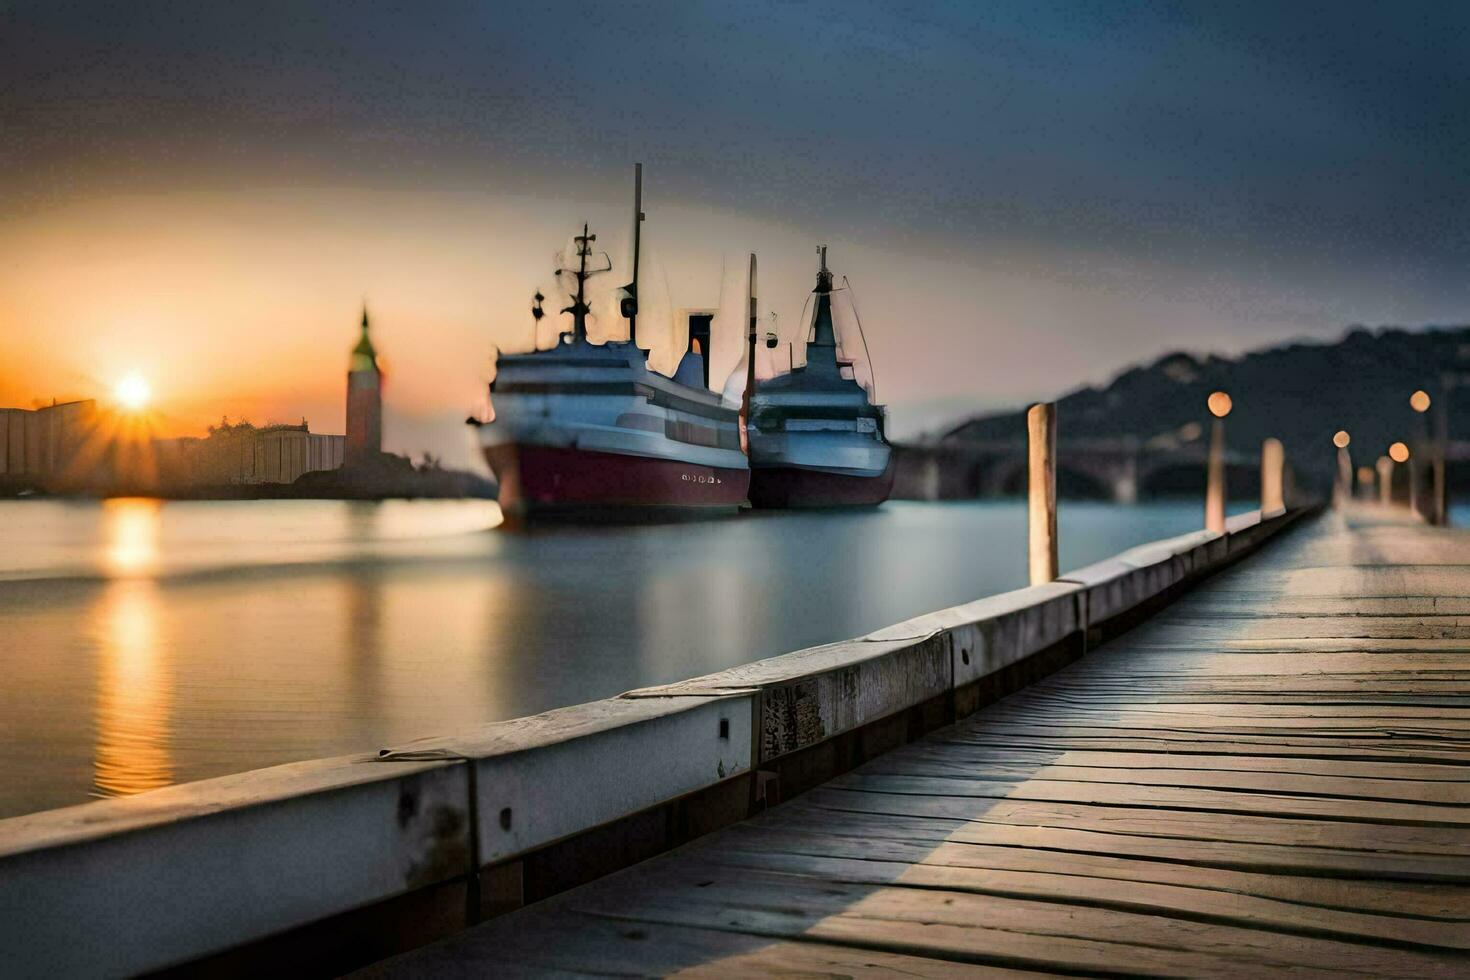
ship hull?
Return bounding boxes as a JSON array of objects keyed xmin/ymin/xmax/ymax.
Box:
[
  {"xmin": 485, "ymin": 442, "xmax": 749, "ymax": 516},
  {"xmin": 747, "ymin": 460, "xmax": 895, "ymax": 509}
]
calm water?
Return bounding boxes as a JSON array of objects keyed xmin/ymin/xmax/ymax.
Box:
[{"xmin": 4, "ymin": 497, "xmax": 1249, "ymax": 817}]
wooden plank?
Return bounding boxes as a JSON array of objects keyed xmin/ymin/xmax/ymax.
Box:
[
  {"xmin": 1123, "ymin": 617, "xmax": 1470, "ymax": 640},
  {"xmin": 852, "ymin": 758, "xmax": 1470, "ymax": 805},
  {"xmin": 831, "ymin": 773, "xmax": 1470, "ymax": 824},
  {"xmin": 560, "ymin": 863, "xmax": 1462, "ymax": 977},
  {"xmin": 798, "ymin": 789, "xmax": 1470, "ymax": 855},
  {"xmin": 932, "ymin": 732, "xmax": 1469, "ymax": 765},
  {"xmin": 935, "ymin": 723, "xmax": 1470, "ymax": 751},
  {"xmin": 972, "ymin": 709, "xmax": 1470, "ymax": 731},
  {"xmin": 694, "ymin": 846, "xmax": 1470, "ymax": 950},
  {"xmin": 750, "ymin": 803, "xmax": 1470, "ymax": 882},
  {"xmin": 922, "ymin": 733, "xmax": 1470, "ymax": 765},
  {"xmin": 981, "ymin": 700, "xmax": 1470, "ymax": 720},
  {"xmin": 887, "ymin": 744, "xmax": 1470, "ymax": 782},
  {"xmin": 358, "ymin": 908, "xmax": 1044, "ymax": 979},
  {"xmin": 712, "ymin": 823, "xmax": 1470, "ymax": 919}
]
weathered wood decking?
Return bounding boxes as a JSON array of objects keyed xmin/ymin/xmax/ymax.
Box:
[{"xmin": 367, "ymin": 508, "xmax": 1470, "ymax": 978}]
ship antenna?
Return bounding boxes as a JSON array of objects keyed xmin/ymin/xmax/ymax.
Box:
[
  {"xmin": 560, "ymin": 222, "xmax": 597, "ymax": 343},
  {"xmin": 740, "ymin": 252, "xmax": 758, "ymax": 455},
  {"xmin": 816, "ymin": 244, "xmax": 833, "ymax": 293},
  {"xmin": 530, "ymin": 290, "xmax": 545, "ymax": 348},
  {"xmin": 620, "ymin": 163, "xmax": 644, "ymax": 347},
  {"xmin": 841, "ymin": 274, "xmax": 878, "ymax": 404}
]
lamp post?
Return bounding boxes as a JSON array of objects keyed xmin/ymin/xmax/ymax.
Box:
[
  {"xmin": 1332, "ymin": 430, "xmax": 1352, "ymax": 507},
  {"xmin": 1261, "ymin": 438, "xmax": 1285, "ymax": 514},
  {"xmin": 1411, "ymin": 387, "xmax": 1434, "ymax": 525},
  {"xmin": 1405, "ymin": 393, "xmax": 1428, "ymax": 520},
  {"xmin": 1389, "ymin": 442, "xmax": 1411, "ymax": 510},
  {"xmin": 1376, "ymin": 455, "xmax": 1393, "ymax": 507},
  {"xmin": 1357, "ymin": 464, "xmax": 1375, "ymax": 501},
  {"xmin": 1387, "ymin": 440, "xmax": 1411, "ymax": 511},
  {"xmin": 1205, "ymin": 391, "xmax": 1231, "ymax": 533}
]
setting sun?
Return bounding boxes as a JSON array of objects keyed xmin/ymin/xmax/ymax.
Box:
[{"xmin": 114, "ymin": 373, "xmax": 152, "ymax": 412}]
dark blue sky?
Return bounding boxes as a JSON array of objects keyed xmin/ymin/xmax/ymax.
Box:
[{"xmin": 3, "ymin": 0, "xmax": 1468, "ymax": 440}]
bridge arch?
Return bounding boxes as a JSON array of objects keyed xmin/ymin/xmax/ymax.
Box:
[
  {"xmin": 1138, "ymin": 460, "xmax": 1260, "ymax": 499},
  {"xmin": 986, "ymin": 458, "xmax": 1112, "ymax": 500}
]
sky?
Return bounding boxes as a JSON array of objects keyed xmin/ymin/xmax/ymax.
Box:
[{"xmin": 2, "ymin": 0, "xmax": 1467, "ymax": 465}]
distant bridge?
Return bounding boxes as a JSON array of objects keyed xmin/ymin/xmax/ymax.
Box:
[{"xmin": 893, "ymin": 437, "xmax": 1470, "ymax": 503}]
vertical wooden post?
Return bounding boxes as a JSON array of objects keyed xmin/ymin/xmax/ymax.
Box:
[
  {"xmin": 1027, "ymin": 402, "xmax": 1058, "ymax": 586},
  {"xmin": 1335, "ymin": 448, "xmax": 1352, "ymax": 507},
  {"xmin": 1409, "ymin": 453, "xmax": 1421, "ymax": 517},
  {"xmin": 1261, "ymin": 438, "xmax": 1284, "ymax": 513},
  {"xmin": 1205, "ymin": 418, "xmax": 1226, "ymax": 534},
  {"xmin": 1434, "ymin": 392, "xmax": 1449, "ymax": 526},
  {"xmin": 1376, "ymin": 456, "xmax": 1393, "ymax": 506}
]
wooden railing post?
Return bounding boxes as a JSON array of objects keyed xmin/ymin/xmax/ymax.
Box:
[
  {"xmin": 1376, "ymin": 456, "xmax": 1393, "ymax": 506},
  {"xmin": 1433, "ymin": 388, "xmax": 1449, "ymax": 525},
  {"xmin": 1332, "ymin": 431, "xmax": 1352, "ymax": 508},
  {"xmin": 1027, "ymin": 402, "xmax": 1058, "ymax": 586},
  {"xmin": 1205, "ymin": 418, "xmax": 1226, "ymax": 533},
  {"xmin": 1204, "ymin": 392, "xmax": 1231, "ymax": 534},
  {"xmin": 1261, "ymin": 438, "xmax": 1284, "ymax": 513}
]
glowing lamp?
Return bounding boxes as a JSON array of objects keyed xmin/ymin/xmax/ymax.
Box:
[
  {"xmin": 1207, "ymin": 391, "xmax": 1232, "ymax": 418},
  {"xmin": 1332, "ymin": 430, "xmax": 1351, "ymax": 449},
  {"xmin": 1410, "ymin": 390, "xmax": 1431, "ymax": 413},
  {"xmin": 1389, "ymin": 442, "xmax": 1410, "ymax": 463}
]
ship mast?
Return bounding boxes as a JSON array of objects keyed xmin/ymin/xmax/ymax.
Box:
[
  {"xmin": 620, "ymin": 163, "xmax": 644, "ymax": 347},
  {"xmin": 560, "ymin": 223, "xmax": 599, "ymax": 344},
  {"xmin": 740, "ymin": 252, "xmax": 758, "ymax": 453},
  {"xmin": 808, "ymin": 244, "xmax": 837, "ymax": 349}
]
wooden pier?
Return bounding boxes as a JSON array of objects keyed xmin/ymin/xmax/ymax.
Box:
[{"xmin": 365, "ymin": 507, "xmax": 1470, "ymax": 977}]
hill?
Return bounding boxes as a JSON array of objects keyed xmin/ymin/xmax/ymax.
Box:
[{"xmin": 926, "ymin": 325, "xmax": 1470, "ymax": 495}]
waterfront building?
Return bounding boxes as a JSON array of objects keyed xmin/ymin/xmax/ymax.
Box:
[
  {"xmin": 0, "ymin": 399, "xmax": 102, "ymax": 491},
  {"xmin": 156, "ymin": 421, "xmax": 344, "ymax": 487},
  {"xmin": 5, "ymin": 310, "xmax": 381, "ymax": 494},
  {"xmin": 345, "ymin": 306, "xmax": 382, "ymax": 465}
]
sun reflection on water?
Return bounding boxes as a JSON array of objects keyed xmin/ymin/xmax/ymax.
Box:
[
  {"xmin": 103, "ymin": 497, "xmax": 162, "ymax": 576},
  {"xmin": 92, "ymin": 577, "xmax": 173, "ymax": 798},
  {"xmin": 93, "ymin": 498, "xmax": 172, "ymax": 797}
]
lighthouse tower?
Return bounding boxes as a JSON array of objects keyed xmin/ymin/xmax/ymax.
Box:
[{"xmin": 345, "ymin": 305, "xmax": 382, "ymax": 465}]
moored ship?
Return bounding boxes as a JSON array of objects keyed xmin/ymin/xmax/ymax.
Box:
[
  {"xmin": 473, "ymin": 167, "xmax": 751, "ymax": 517},
  {"xmin": 746, "ymin": 247, "xmax": 893, "ymax": 508}
]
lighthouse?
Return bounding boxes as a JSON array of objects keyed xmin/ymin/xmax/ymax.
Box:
[{"xmin": 345, "ymin": 305, "xmax": 382, "ymax": 465}]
